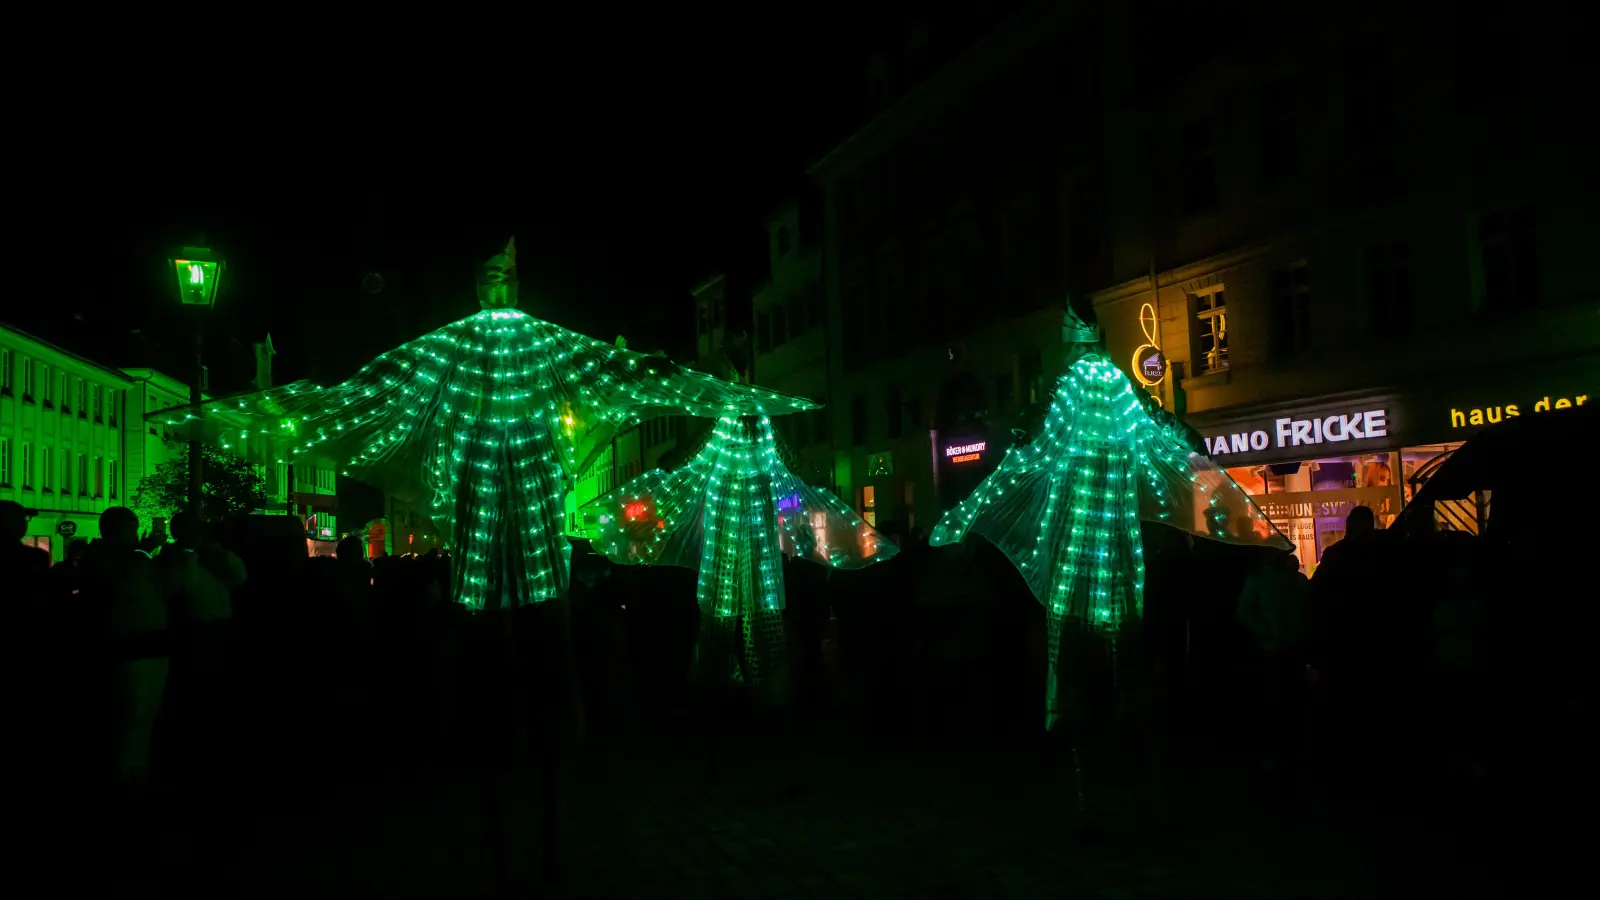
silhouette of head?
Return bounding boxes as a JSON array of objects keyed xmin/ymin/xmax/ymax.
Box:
[
  {"xmin": 335, "ymin": 535, "xmax": 365, "ymax": 561},
  {"xmin": 1, "ymin": 500, "xmax": 33, "ymax": 543},
  {"xmin": 99, "ymin": 506, "xmax": 140, "ymax": 548},
  {"xmin": 476, "ymin": 238, "xmax": 519, "ymax": 310},
  {"xmin": 1346, "ymin": 505, "xmax": 1376, "ymax": 538},
  {"xmin": 1061, "ymin": 301, "xmax": 1099, "ymax": 345},
  {"xmin": 170, "ymin": 510, "xmax": 203, "ymax": 549}
]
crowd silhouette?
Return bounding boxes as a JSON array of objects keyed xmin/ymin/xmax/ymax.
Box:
[{"xmin": 2, "ymin": 495, "xmax": 1550, "ymax": 894}]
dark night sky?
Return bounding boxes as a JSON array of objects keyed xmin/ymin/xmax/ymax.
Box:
[{"xmin": 12, "ymin": 8, "xmax": 1018, "ymax": 388}]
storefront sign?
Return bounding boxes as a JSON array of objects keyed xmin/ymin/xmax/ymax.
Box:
[
  {"xmin": 1204, "ymin": 408, "xmax": 1389, "ymax": 459},
  {"xmin": 1134, "ymin": 346, "xmax": 1168, "ymax": 385},
  {"xmin": 1256, "ymin": 486, "xmax": 1399, "ymax": 522},
  {"xmin": 56, "ymin": 520, "xmax": 77, "ymax": 538},
  {"xmin": 1131, "ymin": 303, "xmax": 1169, "ymax": 387},
  {"xmin": 1448, "ymin": 393, "xmax": 1588, "ymax": 429},
  {"xmin": 944, "ymin": 441, "xmax": 986, "ymax": 464}
]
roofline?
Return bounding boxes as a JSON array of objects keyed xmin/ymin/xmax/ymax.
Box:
[
  {"xmin": 0, "ymin": 321, "xmax": 137, "ymax": 384},
  {"xmin": 806, "ymin": 1, "xmax": 1064, "ymax": 181},
  {"xmin": 689, "ymin": 273, "xmax": 727, "ymax": 297},
  {"xmin": 120, "ymin": 367, "xmax": 198, "ymax": 397}
]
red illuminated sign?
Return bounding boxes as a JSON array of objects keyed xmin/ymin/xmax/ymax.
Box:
[{"xmin": 943, "ymin": 441, "xmax": 986, "ymax": 465}]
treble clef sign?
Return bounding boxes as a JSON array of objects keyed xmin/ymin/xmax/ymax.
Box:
[{"xmin": 1131, "ymin": 302, "xmax": 1169, "ymax": 387}]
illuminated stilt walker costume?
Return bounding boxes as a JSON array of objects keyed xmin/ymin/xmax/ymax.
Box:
[
  {"xmin": 158, "ymin": 240, "xmax": 818, "ymax": 609},
  {"xmin": 594, "ymin": 415, "xmax": 897, "ymax": 693},
  {"xmin": 930, "ymin": 306, "xmax": 1290, "ymax": 728}
]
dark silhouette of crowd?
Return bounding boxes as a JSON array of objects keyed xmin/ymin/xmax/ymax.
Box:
[{"xmin": 2, "ymin": 494, "xmax": 1537, "ymax": 894}]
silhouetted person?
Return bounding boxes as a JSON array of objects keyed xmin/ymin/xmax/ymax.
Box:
[
  {"xmin": 155, "ymin": 512, "xmax": 240, "ymax": 787},
  {"xmin": 1, "ymin": 500, "xmax": 49, "ymax": 601},
  {"xmin": 87, "ymin": 506, "xmax": 169, "ymax": 791},
  {"xmin": 1238, "ymin": 550, "xmax": 1311, "ymax": 807}
]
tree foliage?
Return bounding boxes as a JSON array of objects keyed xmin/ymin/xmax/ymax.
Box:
[{"xmin": 132, "ymin": 441, "xmax": 268, "ymax": 524}]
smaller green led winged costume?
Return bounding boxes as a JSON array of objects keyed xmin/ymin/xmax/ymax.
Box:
[
  {"xmin": 157, "ymin": 240, "xmax": 819, "ymax": 610},
  {"xmin": 594, "ymin": 415, "xmax": 897, "ymax": 691},
  {"xmin": 930, "ymin": 305, "xmax": 1289, "ymax": 727}
]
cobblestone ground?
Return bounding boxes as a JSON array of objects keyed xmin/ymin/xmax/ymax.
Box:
[
  {"xmin": 60, "ymin": 728, "xmax": 1496, "ymax": 897},
  {"xmin": 173, "ymin": 730, "xmax": 1493, "ymax": 899}
]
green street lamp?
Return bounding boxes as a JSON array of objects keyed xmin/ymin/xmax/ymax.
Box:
[
  {"xmin": 172, "ymin": 247, "xmax": 224, "ymax": 309},
  {"xmin": 170, "ymin": 244, "xmax": 225, "ymax": 516}
]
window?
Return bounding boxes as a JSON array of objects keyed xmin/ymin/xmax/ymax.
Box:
[
  {"xmin": 93, "ymin": 385, "xmax": 103, "ymax": 422},
  {"xmin": 76, "ymin": 379, "xmax": 86, "ymax": 417},
  {"xmin": 0, "ymin": 349, "xmax": 10, "ymax": 394},
  {"xmin": 1192, "ymin": 289, "xmax": 1229, "ymax": 373},
  {"xmin": 42, "ymin": 446, "xmax": 53, "ymax": 491},
  {"xmin": 21, "ymin": 356, "xmax": 33, "ymax": 400},
  {"xmin": 0, "ymin": 439, "xmax": 9, "ymax": 485},
  {"xmin": 1365, "ymin": 242, "xmax": 1413, "ymax": 334},
  {"xmin": 861, "ymin": 484, "xmax": 876, "ymax": 525},
  {"xmin": 110, "ymin": 459, "xmax": 118, "ymax": 499},
  {"xmin": 21, "ymin": 443, "xmax": 32, "ymax": 489},
  {"xmin": 1269, "ymin": 263, "xmax": 1313, "ymax": 356},
  {"xmin": 1179, "ymin": 117, "xmax": 1219, "ymax": 217},
  {"xmin": 886, "ymin": 385, "xmax": 904, "ymax": 439},
  {"xmin": 1259, "ymin": 79, "xmax": 1298, "ymax": 186},
  {"xmin": 1345, "ymin": 38, "xmax": 1393, "ymax": 139},
  {"xmin": 78, "ymin": 454, "xmax": 89, "ymax": 496},
  {"xmin": 1478, "ymin": 207, "xmax": 1538, "ymax": 312},
  {"xmin": 1022, "ymin": 348, "xmax": 1045, "ymax": 405},
  {"xmin": 851, "ymin": 395, "xmax": 869, "ymax": 445},
  {"xmin": 108, "ymin": 389, "xmax": 118, "ymax": 426},
  {"xmin": 92, "ymin": 456, "xmax": 103, "ymax": 497},
  {"xmin": 41, "ymin": 364, "xmax": 52, "ymax": 407},
  {"xmin": 60, "ymin": 449, "xmax": 71, "ymax": 494}
]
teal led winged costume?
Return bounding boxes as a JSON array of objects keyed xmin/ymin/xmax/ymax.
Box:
[
  {"xmin": 594, "ymin": 415, "xmax": 897, "ymax": 690},
  {"xmin": 158, "ymin": 241, "xmax": 818, "ymax": 609},
  {"xmin": 931, "ymin": 306, "xmax": 1289, "ymax": 726}
]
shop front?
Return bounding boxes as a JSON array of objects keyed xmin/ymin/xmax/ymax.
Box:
[
  {"xmin": 23, "ymin": 510, "xmax": 99, "ymax": 562},
  {"xmin": 1190, "ymin": 354, "xmax": 1593, "ymax": 570}
]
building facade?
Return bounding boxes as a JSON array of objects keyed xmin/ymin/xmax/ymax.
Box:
[
  {"xmin": 795, "ymin": 2, "xmax": 1098, "ymax": 532},
  {"xmin": 751, "ymin": 197, "xmax": 833, "ymax": 489},
  {"xmin": 1086, "ymin": 3, "xmax": 1596, "ymax": 566},
  {"xmin": 1, "ymin": 330, "xmax": 133, "ymax": 558},
  {"xmin": 2, "ymin": 325, "xmax": 337, "ymax": 560},
  {"xmin": 750, "ymin": 1, "xmax": 1593, "ymax": 552}
]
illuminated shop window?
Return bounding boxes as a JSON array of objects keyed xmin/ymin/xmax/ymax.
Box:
[{"xmin": 1192, "ymin": 289, "xmax": 1228, "ymax": 373}]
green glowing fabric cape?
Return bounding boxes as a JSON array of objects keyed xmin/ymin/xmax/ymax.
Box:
[
  {"xmin": 158, "ymin": 309, "xmax": 818, "ymax": 609},
  {"xmin": 931, "ymin": 340, "xmax": 1288, "ymax": 727},
  {"xmin": 932, "ymin": 345, "xmax": 1289, "ymax": 625},
  {"xmin": 593, "ymin": 416, "xmax": 897, "ymax": 688}
]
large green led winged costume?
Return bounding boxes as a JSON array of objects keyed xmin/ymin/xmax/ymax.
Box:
[
  {"xmin": 593, "ymin": 415, "xmax": 897, "ymax": 692},
  {"xmin": 158, "ymin": 241, "xmax": 818, "ymax": 609},
  {"xmin": 931, "ymin": 306, "xmax": 1289, "ymax": 726}
]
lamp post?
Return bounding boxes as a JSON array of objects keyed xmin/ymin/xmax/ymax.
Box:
[{"xmin": 170, "ymin": 245, "xmax": 224, "ymax": 517}]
